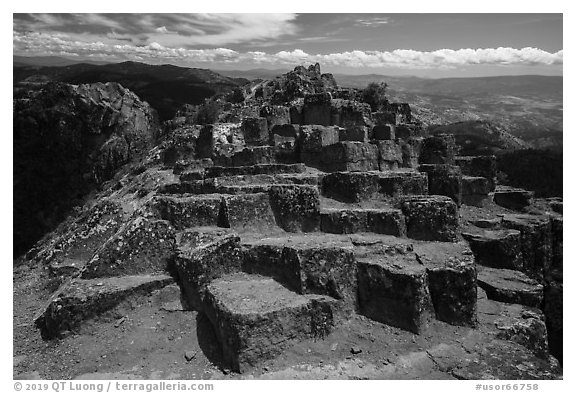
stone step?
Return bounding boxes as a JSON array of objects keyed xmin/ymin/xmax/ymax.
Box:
[
  {"xmin": 321, "ymin": 170, "xmax": 428, "ymax": 203},
  {"xmin": 155, "ymin": 185, "xmax": 321, "ymax": 234},
  {"xmin": 35, "ymin": 274, "xmax": 174, "ymax": 338},
  {"xmin": 202, "ymin": 272, "xmax": 339, "ymax": 372},
  {"xmin": 242, "ymin": 235, "xmax": 357, "ymax": 308},
  {"xmin": 355, "ymin": 239, "xmax": 477, "ymax": 333},
  {"xmin": 154, "ymin": 194, "xmax": 226, "ymax": 229},
  {"xmin": 377, "ymin": 170, "xmax": 429, "ymax": 197},
  {"xmin": 356, "ymin": 250, "xmax": 433, "ymax": 334},
  {"xmin": 493, "ymin": 186, "xmax": 534, "ymax": 210},
  {"xmin": 477, "ymin": 266, "xmax": 543, "ymax": 308},
  {"xmin": 398, "ymin": 195, "xmax": 459, "ymax": 242},
  {"xmin": 205, "ymin": 163, "xmax": 306, "ymax": 178},
  {"xmin": 320, "ymin": 207, "xmax": 406, "ymax": 236},
  {"xmin": 175, "ymin": 231, "xmax": 243, "ymax": 310},
  {"xmin": 462, "ymin": 229, "xmax": 523, "ymax": 271}
]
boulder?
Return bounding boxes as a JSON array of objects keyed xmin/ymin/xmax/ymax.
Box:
[
  {"xmin": 174, "ymin": 233, "xmax": 243, "ymax": 309},
  {"xmin": 196, "ymin": 123, "xmax": 244, "ymax": 160},
  {"xmin": 373, "ymin": 111, "xmax": 396, "ymax": 126},
  {"xmin": 372, "ymin": 125, "xmax": 395, "ymax": 140},
  {"xmin": 357, "ymin": 251, "xmax": 433, "ymax": 334},
  {"xmin": 80, "ymin": 218, "xmax": 176, "ymax": 279},
  {"xmin": 322, "ymin": 171, "xmax": 380, "ymax": 203},
  {"xmin": 494, "ymin": 187, "xmax": 534, "ymax": 210},
  {"xmin": 259, "ymin": 105, "xmax": 291, "ymax": 129},
  {"xmin": 414, "ymin": 242, "xmax": 477, "ymax": 327},
  {"xmin": 331, "ymin": 99, "xmax": 373, "ymax": 128},
  {"xmin": 320, "ymin": 141, "xmax": 379, "ymax": 172},
  {"xmin": 377, "ymin": 171, "xmax": 428, "ymax": 197},
  {"xmin": 202, "ymin": 273, "xmax": 338, "ymax": 372},
  {"xmin": 419, "ymin": 134, "xmax": 457, "ymax": 165},
  {"xmin": 154, "ymin": 194, "xmax": 224, "ymax": 229},
  {"xmin": 373, "ymin": 141, "xmax": 402, "ymax": 170},
  {"xmin": 455, "ymin": 155, "xmax": 497, "ymax": 191},
  {"xmin": 544, "ymin": 279, "xmax": 563, "ymax": 363},
  {"xmin": 205, "ymin": 163, "xmax": 306, "ymax": 178},
  {"xmin": 399, "ymin": 137, "xmax": 423, "ymax": 168},
  {"xmin": 477, "ymin": 266, "xmax": 543, "ymax": 308},
  {"xmin": 399, "ymin": 195, "xmax": 459, "ymax": 242},
  {"xmin": 299, "ymin": 125, "xmax": 340, "ymax": 166},
  {"xmin": 338, "ymin": 126, "xmax": 369, "ymax": 142},
  {"xmin": 302, "ymin": 93, "xmax": 332, "ymax": 125},
  {"xmin": 221, "ymin": 193, "xmax": 277, "ymax": 231},
  {"xmin": 320, "ymin": 208, "xmax": 406, "ymax": 236},
  {"xmin": 268, "ymin": 185, "xmax": 321, "ymax": 232},
  {"xmin": 230, "ymin": 146, "xmax": 275, "ymax": 166},
  {"xmin": 462, "ymin": 229, "xmax": 523, "ymax": 271},
  {"xmin": 418, "ymin": 164, "xmax": 463, "ymax": 206},
  {"xmin": 461, "ymin": 176, "xmax": 490, "ymax": 206},
  {"xmin": 35, "ymin": 274, "xmax": 173, "ymax": 338},
  {"xmin": 502, "ymin": 214, "xmax": 552, "ymax": 280}
]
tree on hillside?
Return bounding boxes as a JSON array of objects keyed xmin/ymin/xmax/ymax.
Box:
[{"xmin": 361, "ymin": 82, "xmax": 389, "ymax": 112}]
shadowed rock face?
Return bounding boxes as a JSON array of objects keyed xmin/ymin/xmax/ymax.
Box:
[{"xmin": 14, "ymin": 81, "xmax": 160, "ymax": 257}]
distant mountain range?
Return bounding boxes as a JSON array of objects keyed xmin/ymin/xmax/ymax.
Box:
[
  {"xmin": 14, "ymin": 56, "xmax": 562, "ymax": 150},
  {"xmin": 14, "ymin": 59, "xmax": 246, "ymax": 120}
]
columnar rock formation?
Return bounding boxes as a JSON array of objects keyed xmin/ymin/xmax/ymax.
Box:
[{"xmin": 19, "ymin": 64, "xmax": 562, "ymax": 378}]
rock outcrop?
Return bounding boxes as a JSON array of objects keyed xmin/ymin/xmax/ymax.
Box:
[{"xmin": 14, "ymin": 81, "xmax": 160, "ymax": 257}]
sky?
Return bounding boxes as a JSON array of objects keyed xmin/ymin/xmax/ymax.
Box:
[{"xmin": 13, "ymin": 13, "xmax": 563, "ymax": 77}]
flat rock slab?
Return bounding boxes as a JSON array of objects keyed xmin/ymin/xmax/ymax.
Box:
[
  {"xmin": 321, "ymin": 172, "xmax": 379, "ymax": 203},
  {"xmin": 413, "ymin": 242, "xmax": 477, "ymax": 327},
  {"xmin": 203, "ymin": 273, "xmax": 338, "ymax": 372},
  {"xmin": 477, "ymin": 266, "xmax": 543, "ymax": 308},
  {"xmin": 81, "ymin": 218, "xmax": 176, "ymax": 279},
  {"xmin": 477, "ymin": 289, "xmax": 549, "ymax": 359},
  {"xmin": 320, "ymin": 208, "xmax": 406, "ymax": 236},
  {"xmin": 494, "ymin": 187, "xmax": 534, "ymax": 210},
  {"xmin": 357, "ymin": 251, "xmax": 433, "ymax": 334},
  {"xmin": 35, "ymin": 274, "xmax": 174, "ymax": 338},
  {"xmin": 462, "ymin": 229, "xmax": 523, "ymax": 270},
  {"xmin": 399, "ymin": 195, "xmax": 459, "ymax": 242},
  {"xmin": 242, "ymin": 235, "xmax": 357, "ymax": 307},
  {"xmin": 377, "ymin": 170, "xmax": 428, "ymax": 197}
]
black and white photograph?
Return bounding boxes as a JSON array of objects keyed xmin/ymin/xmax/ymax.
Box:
[{"xmin": 11, "ymin": 5, "xmax": 565, "ymax": 385}]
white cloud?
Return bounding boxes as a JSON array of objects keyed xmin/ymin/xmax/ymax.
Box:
[{"xmin": 13, "ymin": 31, "xmax": 563, "ymax": 69}]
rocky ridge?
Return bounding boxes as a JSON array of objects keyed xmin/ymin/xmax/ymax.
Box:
[{"xmin": 14, "ymin": 63, "xmax": 562, "ymax": 380}]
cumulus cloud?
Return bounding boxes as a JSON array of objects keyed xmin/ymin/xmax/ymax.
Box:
[
  {"xmin": 14, "ymin": 13, "xmax": 299, "ymax": 47},
  {"xmin": 13, "ymin": 30, "xmax": 562, "ymax": 69}
]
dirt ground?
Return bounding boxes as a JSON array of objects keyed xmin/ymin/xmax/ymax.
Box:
[{"xmin": 13, "ymin": 258, "xmax": 561, "ymax": 380}]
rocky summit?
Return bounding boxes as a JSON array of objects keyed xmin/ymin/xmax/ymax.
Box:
[{"xmin": 13, "ymin": 63, "xmax": 562, "ymax": 380}]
